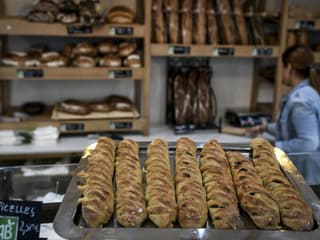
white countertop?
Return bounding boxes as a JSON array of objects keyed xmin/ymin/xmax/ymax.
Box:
[{"xmin": 0, "ymin": 125, "xmax": 253, "ymax": 156}]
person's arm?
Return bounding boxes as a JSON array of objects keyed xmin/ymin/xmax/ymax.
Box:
[
  {"xmin": 276, "ymin": 103, "xmax": 319, "ymax": 152},
  {"xmin": 266, "ymin": 122, "xmax": 276, "ymax": 136}
]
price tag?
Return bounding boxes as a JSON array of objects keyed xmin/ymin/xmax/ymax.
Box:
[
  {"xmin": 252, "ymin": 48, "xmax": 273, "ymax": 57},
  {"xmin": 295, "ymin": 20, "xmax": 315, "ymax": 30},
  {"xmin": 0, "ymin": 216, "xmax": 19, "ymax": 240},
  {"xmin": 67, "ymin": 25, "xmax": 92, "ymax": 34},
  {"xmin": 213, "ymin": 48, "xmax": 235, "ymax": 56},
  {"xmin": 110, "ymin": 122, "xmax": 133, "ymax": 129},
  {"xmin": 109, "ymin": 27, "xmax": 134, "ymax": 36},
  {"xmin": 17, "ymin": 69, "xmax": 44, "ymax": 79},
  {"xmin": 108, "ymin": 70, "xmax": 132, "ymax": 79},
  {"xmin": 168, "ymin": 46, "xmax": 191, "ymax": 55},
  {"xmin": 0, "ymin": 201, "xmax": 42, "ymax": 240},
  {"xmin": 60, "ymin": 123, "xmax": 85, "ymax": 132}
]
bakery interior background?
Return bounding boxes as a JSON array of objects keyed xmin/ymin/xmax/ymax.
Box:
[{"xmin": 2, "ymin": 0, "xmax": 320, "ymax": 124}]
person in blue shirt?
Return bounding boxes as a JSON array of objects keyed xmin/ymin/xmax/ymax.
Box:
[{"xmin": 248, "ymin": 45, "xmax": 320, "ymax": 153}]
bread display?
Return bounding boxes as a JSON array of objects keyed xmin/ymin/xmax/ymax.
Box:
[
  {"xmin": 145, "ymin": 139, "xmax": 177, "ymax": 228},
  {"xmin": 107, "ymin": 6, "xmax": 135, "ymax": 24},
  {"xmin": 175, "ymin": 138, "xmax": 208, "ymax": 228},
  {"xmin": 57, "ymin": 99, "xmax": 91, "ymax": 115},
  {"xmin": 41, "ymin": 52, "xmax": 66, "ymax": 67},
  {"xmin": 200, "ymin": 140, "xmax": 240, "ymax": 229},
  {"xmin": 227, "ymin": 151, "xmax": 280, "ymax": 229},
  {"xmin": 118, "ymin": 42, "xmax": 136, "ymax": 57},
  {"xmin": 165, "ymin": 0, "xmax": 179, "ymax": 44},
  {"xmin": 251, "ymin": 138, "xmax": 314, "ymax": 231},
  {"xmin": 198, "ymin": 71, "xmax": 211, "ymax": 128},
  {"xmin": 174, "ymin": 74, "xmax": 186, "ymax": 125},
  {"xmin": 192, "ymin": 0, "xmax": 206, "ymax": 44},
  {"xmin": 77, "ymin": 137, "xmax": 115, "ymax": 227},
  {"xmin": 115, "ymin": 139, "xmax": 147, "ymax": 227},
  {"xmin": 105, "ymin": 95, "xmax": 134, "ymax": 112},
  {"xmin": 2, "ymin": 52, "xmax": 28, "ymax": 67},
  {"xmin": 27, "ymin": 0, "xmax": 104, "ymax": 25},
  {"xmin": 89, "ymin": 102, "xmax": 113, "ymax": 113}
]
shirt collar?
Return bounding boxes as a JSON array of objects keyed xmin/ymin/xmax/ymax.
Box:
[{"xmin": 289, "ymin": 79, "xmax": 309, "ymax": 97}]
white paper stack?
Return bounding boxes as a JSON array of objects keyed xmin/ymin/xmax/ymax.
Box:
[
  {"xmin": 0, "ymin": 130, "xmax": 23, "ymax": 145},
  {"xmin": 32, "ymin": 126, "xmax": 59, "ymax": 145}
]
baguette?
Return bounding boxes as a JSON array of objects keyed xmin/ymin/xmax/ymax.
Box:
[
  {"xmin": 251, "ymin": 138, "xmax": 314, "ymax": 231},
  {"xmin": 175, "ymin": 138, "xmax": 208, "ymax": 228},
  {"xmin": 115, "ymin": 139, "xmax": 147, "ymax": 227},
  {"xmin": 145, "ymin": 139, "xmax": 178, "ymax": 227},
  {"xmin": 77, "ymin": 137, "xmax": 115, "ymax": 227},
  {"xmin": 227, "ymin": 151, "xmax": 280, "ymax": 229},
  {"xmin": 200, "ymin": 140, "xmax": 240, "ymax": 229}
]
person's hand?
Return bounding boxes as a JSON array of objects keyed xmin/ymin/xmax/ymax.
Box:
[{"xmin": 246, "ymin": 125, "xmax": 266, "ymax": 137}]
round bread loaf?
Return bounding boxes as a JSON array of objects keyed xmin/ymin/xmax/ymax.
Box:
[
  {"xmin": 107, "ymin": 6, "xmax": 135, "ymax": 23},
  {"xmin": 73, "ymin": 43, "xmax": 97, "ymax": 57},
  {"xmin": 89, "ymin": 102, "xmax": 113, "ymax": 112},
  {"xmin": 73, "ymin": 56, "xmax": 96, "ymax": 68},
  {"xmin": 124, "ymin": 54, "xmax": 141, "ymax": 68},
  {"xmin": 118, "ymin": 42, "xmax": 136, "ymax": 57},
  {"xmin": 2, "ymin": 52, "xmax": 28, "ymax": 67},
  {"xmin": 98, "ymin": 42, "xmax": 118, "ymax": 55},
  {"xmin": 99, "ymin": 55, "xmax": 122, "ymax": 67},
  {"xmin": 57, "ymin": 99, "xmax": 91, "ymax": 115}
]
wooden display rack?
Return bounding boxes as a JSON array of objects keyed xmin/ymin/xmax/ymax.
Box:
[
  {"xmin": 149, "ymin": 0, "xmax": 289, "ymax": 120},
  {"xmin": 0, "ymin": 0, "xmax": 151, "ymax": 135}
]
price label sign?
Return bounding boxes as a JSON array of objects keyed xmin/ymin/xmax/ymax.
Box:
[
  {"xmin": 108, "ymin": 70, "xmax": 132, "ymax": 79},
  {"xmin": 0, "ymin": 201, "xmax": 42, "ymax": 240},
  {"xmin": 295, "ymin": 20, "xmax": 315, "ymax": 30},
  {"xmin": 109, "ymin": 27, "xmax": 134, "ymax": 36},
  {"xmin": 67, "ymin": 25, "xmax": 92, "ymax": 34},
  {"xmin": 17, "ymin": 69, "xmax": 44, "ymax": 79},
  {"xmin": 168, "ymin": 46, "xmax": 191, "ymax": 55},
  {"xmin": 0, "ymin": 216, "xmax": 19, "ymax": 240},
  {"xmin": 252, "ymin": 48, "xmax": 273, "ymax": 57},
  {"xmin": 213, "ymin": 48, "xmax": 235, "ymax": 56},
  {"xmin": 110, "ymin": 122, "xmax": 133, "ymax": 130}
]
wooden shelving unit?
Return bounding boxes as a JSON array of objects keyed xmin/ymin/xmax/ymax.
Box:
[
  {"xmin": 0, "ymin": 17, "xmax": 145, "ymax": 38},
  {"xmin": 0, "ymin": 0, "xmax": 151, "ymax": 135},
  {"xmin": 0, "ymin": 67, "xmax": 145, "ymax": 81},
  {"xmin": 151, "ymin": 44, "xmax": 279, "ymax": 58}
]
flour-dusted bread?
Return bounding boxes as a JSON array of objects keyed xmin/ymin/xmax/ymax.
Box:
[
  {"xmin": 200, "ymin": 140, "xmax": 240, "ymax": 229},
  {"xmin": 251, "ymin": 138, "xmax": 314, "ymax": 231},
  {"xmin": 227, "ymin": 151, "xmax": 280, "ymax": 229},
  {"xmin": 145, "ymin": 139, "xmax": 178, "ymax": 227},
  {"xmin": 175, "ymin": 138, "xmax": 208, "ymax": 228}
]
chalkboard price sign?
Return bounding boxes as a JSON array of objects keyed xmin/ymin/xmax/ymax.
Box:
[{"xmin": 0, "ymin": 201, "xmax": 42, "ymax": 240}]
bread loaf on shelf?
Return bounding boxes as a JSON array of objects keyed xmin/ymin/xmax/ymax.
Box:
[
  {"xmin": 152, "ymin": 0, "xmax": 166, "ymax": 43},
  {"xmin": 227, "ymin": 151, "xmax": 280, "ymax": 229},
  {"xmin": 192, "ymin": 0, "xmax": 206, "ymax": 44},
  {"xmin": 77, "ymin": 137, "xmax": 115, "ymax": 227},
  {"xmin": 200, "ymin": 140, "xmax": 240, "ymax": 229},
  {"xmin": 251, "ymin": 138, "xmax": 314, "ymax": 231},
  {"xmin": 145, "ymin": 139, "xmax": 178, "ymax": 228},
  {"xmin": 174, "ymin": 74, "xmax": 187, "ymax": 125},
  {"xmin": 167, "ymin": 11, "xmax": 179, "ymax": 44},
  {"xmin": 217, "ymin": 0, "xmax": 236, "ymax": 44},
  {"xmin": 115, "ymin": 139, "xmax": 147, "ymax": 227},
  {"xmin": 207, "ymin": 0, "xmax": 219, "ymax": 44},
  {"xmin": 232, "ymin": 0, "xmax": 249, "ymax": 44},
  {"xmin": 57, "ymin": 99, "xmax": 91, "ymax": 115},
  {"xmin": 175, "ymin": 138, "xmax": 208, "ymax": 228},
  {"xmin": 198, "ymin": 71, "xmax": 210, "ymax": 128}
]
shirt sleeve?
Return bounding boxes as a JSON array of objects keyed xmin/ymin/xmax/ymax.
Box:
[
  {"xmin": 276, "ymin": 103, "xmax": 319, "ymax": 152},
  {"xmin": 266, "ymin": 122, "xmax": 276, "ymax": 136}
]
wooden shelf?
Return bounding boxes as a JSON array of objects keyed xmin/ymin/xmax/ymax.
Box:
[
  {"xmin": 287, "ymin": 18, "xmax": 320, "ymax": 30},
  {"xmin": 0, "ymin": 17, "xmax": 145, "ymax": 38},
  {"xmin": 0, "ymin": 67, "xmax": 145, "ymax": 80},
  {"xmin": 151, "ymin": 44, "xmax": 279, "ymax": 58},
  {"xmin": 0, "ymin": 114, "xmax": 145, "ymax": 134}
]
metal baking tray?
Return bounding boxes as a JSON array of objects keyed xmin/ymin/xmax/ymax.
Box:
[{"xmin": 54, "ymin": 142, "xmax": 320, "ymax": 240}]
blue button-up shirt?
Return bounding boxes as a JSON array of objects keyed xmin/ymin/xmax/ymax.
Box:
[{"xmin": 267, "ymin": 79, "xmax": 320, "ymax": 152}]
